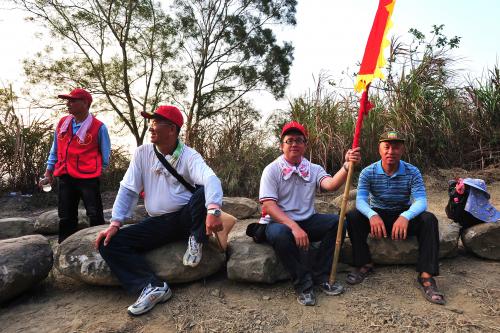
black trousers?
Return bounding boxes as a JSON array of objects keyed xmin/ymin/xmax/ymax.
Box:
[
  {"xmin": 99, "ymin": 186, "xmax": 208, "ymax": 294},
  {"xmin": 265, "ymin": 214, "xmax": 344, "ymax": 293},
  {"xmin": 58, "ymin": 175, "xmax": 105, "ymax": 243},
  {"xmin": 346, "ymin": 208, "xmax": 440, "ymax": 276}
]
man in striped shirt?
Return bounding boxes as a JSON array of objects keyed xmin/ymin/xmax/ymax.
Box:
[{"xmin": 346, "ymin": 131, "xmax": 444, "ymax": 305}]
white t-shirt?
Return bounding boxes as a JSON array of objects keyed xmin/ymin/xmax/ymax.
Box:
[
  {"xmin": 120, "ymin": 143, "xmax": 219, "ymax": 216},
  {"xmin": 259, "ymin": 156, "xmax": 331, "ymax": 221}
]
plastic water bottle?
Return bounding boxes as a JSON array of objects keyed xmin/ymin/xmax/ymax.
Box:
[{"xmin": 39, "ymin": 177, "xmax": 52, "ymax": 192}]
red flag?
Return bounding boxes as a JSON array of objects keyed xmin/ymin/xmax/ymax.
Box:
[
  {"xmin": 352, "ymin": 0, "xmax": 395, "ymax": 148},
  {"xmin": 355, "ymin": 0, "xmax": 395, "ymax": 93}
]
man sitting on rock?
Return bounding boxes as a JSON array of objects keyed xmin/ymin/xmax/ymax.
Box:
[
  {"xmin": 95, "ymin": 105, "xmax": 235, "ymax": 316},
  {"xmin": 259, "ymin": 121, "xmax": 361, "ymax": 306},
  {"xmin": 346, "ymin": 131, "xmax": 444, "ymax": 305}
]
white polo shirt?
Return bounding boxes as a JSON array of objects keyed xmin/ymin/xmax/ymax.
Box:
[
  {"xmin": 259, "ymin": 156, "xmax": 331, "ymax": 221},
  {"xmin": 120, "ymin": 143, "xmax": 220, "ymax": 216}
]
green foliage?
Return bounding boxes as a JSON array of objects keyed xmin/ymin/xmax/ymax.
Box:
[
  {"xmin": 272, "ymin": 26, "xmax": 499, "ymax": 173},
  {"xmin": 462, "ymin": 66, "xmax": 500, "ymax": 168},
  {"xmin": 268, "ymin": 75, "xmax": 386, "ymax": 175},
  {"xmin": 173, "ymin": 0, "xmax": 296, "ymax": 146},
  {"xmin": 16, "ymin": 0, "xmax": 182, "ymax": 146},
  {"xmin": 100, "ymin": 146, "xmax": 131, "ymax": 191},
  {"xmin": 16, "ymin": 0, "xmax": 297, "ymax": 149},
  {"xmin": 0, "ymin": 86, "xmax": 53, "ymax": 193},
  {"xmin": 194, "ymin": 100, "xmax": 278, "ymax": 197}
]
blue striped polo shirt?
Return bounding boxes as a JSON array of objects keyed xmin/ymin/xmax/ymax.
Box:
[{"xmin": 356, "ymin": 160, "xmax": 427, "ymax": 221}]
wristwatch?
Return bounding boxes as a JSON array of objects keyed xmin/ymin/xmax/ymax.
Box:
[{"xmin": 207, "ymin": 208, "xmax": 222, "ymax": 217}]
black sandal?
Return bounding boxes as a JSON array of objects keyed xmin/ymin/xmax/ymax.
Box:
[
  {"xmin": 346, "ymin": 266, "xmax": 374, "ymax": 285},
  {"xmin": 416, "ymin": 276, "xmax": 446, "ymax": 305}
]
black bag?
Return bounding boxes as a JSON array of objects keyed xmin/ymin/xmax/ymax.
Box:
[
  {"xmin": 246, "ymin": 223, "xmax": 267, "ymax": 243},
  {"xmin": 445, "ymin": 180, "xmax": 482, "ymax": 228}
]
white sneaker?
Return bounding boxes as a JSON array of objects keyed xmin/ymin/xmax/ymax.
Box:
[
  {"xmin": 183, "ymin": 235, "xmax": 203, "ymax": 267},
  {"xmin": 127, "ymin": 282, "xmax": 172, "ymax": 316}
]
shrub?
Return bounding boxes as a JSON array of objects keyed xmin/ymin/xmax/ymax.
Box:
[{"xmin": 0, "ymin": 86, "xmax": 53, "ymax": 193}]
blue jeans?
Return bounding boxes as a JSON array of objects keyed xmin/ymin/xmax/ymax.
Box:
[
  {"xmin": 99, "ymin": 186, "xmax": 208, "ymax": 294},
  {"xmin": 265, "ymin": 213, "xmax": 344, "ymax": 293}
]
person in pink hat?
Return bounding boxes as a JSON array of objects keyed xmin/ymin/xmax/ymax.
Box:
[
  {"xmin": 39, "ymin": 88, "xmax": 111, "ymax": 243},
  {"xmin": 259, "ymin": 121, "xmax": 361, "ymax": 306},
  {"xmin": 95, "ymin": 105, "xmax": 235, "ymax": 316}
]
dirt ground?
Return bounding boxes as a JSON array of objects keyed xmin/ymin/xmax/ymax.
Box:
[{"xmin": 1, "ymin": 168, "xmax": 499, "ymax": 333}]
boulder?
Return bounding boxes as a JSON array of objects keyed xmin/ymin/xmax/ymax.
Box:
[
  {"xmin": 341, "ymin": 216, "xmax": 460, "ymax": 264},
  {"xmin": 103, "ymin": 205, "xmax": 148, "ymax": 225},
  {"xmin": 34, "ymin": 209, "xmax": 90, "ymax": 234},
  {"xmin": 314, "ymin": 199, "xmax": 338, "ymax": 214},
  {"xmin": 461, "ymin": 222, "xmax": 500, "ymax": 260},
  {"xmin": 0, "ymin": 235, "xmax": 53, "ymax": 303},
  {"xmin": 332, "ymin": 189, "xmax": 357, "ymax": 213},
  {"xmin": 227, "ymin": 235, "xmax": 289, "ymax": 283},
  {"xmin": 227, "ymin": 219, "xmax": 349, "ymax": 283},
  {"xmin": 0, "ymin": 217, "xmax": 35, "ymax": 240},
  {"xmin": 222, "ymin": 197, "xmax": 259, "ymax": 219},
  {"xmin": 55, "ymin": 225, "xmax": 226, "ymax": 285}
]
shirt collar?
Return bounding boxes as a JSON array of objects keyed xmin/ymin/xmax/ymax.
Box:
[
  {"xmin": 375, "ymin": 160, "xmax": 405, "ymax": 177},
  {"xmin": 71, "ymin": 118, "xmax": 81, "ymax": 128}
]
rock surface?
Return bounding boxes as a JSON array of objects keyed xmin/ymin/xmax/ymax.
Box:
[
  {"xmin": 227, "ymin": 235, "xmax": 289, "ymax": 283},
  {"xmin": 34, "ymin": 209, "xmax": 89, "ymax": 234},
  {"xmin": 55, "ymin": 225, "xmax": 226, "ymax": 285},
  {"xmin": 461, "ymin": 222, "xmax": 500, "ymax": 260},
  {"xmin": 227, "ymin": 219, "xmax": 349, "ymax": 283},
  {"xmin": 332, "ymin": 189, "xmax": 357, "ymax": 213},
  {"xmin": 0, "ymin": 217, "xmax": 35, "ymax": 240},
  {"xmin": 341, "ymin": 216, "xmax": 460, "ymax": 264},
  {"xmin": 314, "ymin": 199, "xmax": 338, "ymax": 214},
  {"xmin": 222, "ymin": 197, "xmax": 259, "ymax": 219},
  {"xmin": 0, "ymin": 235, "xmax": 53, "ymax": 303}
]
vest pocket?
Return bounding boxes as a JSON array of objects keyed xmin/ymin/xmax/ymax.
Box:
[{"xmin": 76, "ymin": 155, "xmax": 98, "ymax": 174}]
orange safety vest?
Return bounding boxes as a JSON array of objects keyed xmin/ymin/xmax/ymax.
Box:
[{"xmin": 53, "ymin": 115, "xmax": 103, "ymax": 179}]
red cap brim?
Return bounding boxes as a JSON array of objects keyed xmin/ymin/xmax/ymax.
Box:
[{"xmin": 141, "ymin": 111, "xmax": 154, "ymax": 119}]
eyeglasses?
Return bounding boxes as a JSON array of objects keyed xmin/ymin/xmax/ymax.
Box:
[{"xmin": 283, "ymin": 138, "xmax": 306, "ymax": 145}]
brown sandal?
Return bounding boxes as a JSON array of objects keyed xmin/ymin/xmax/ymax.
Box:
[
  {"xmin": 417, "ymin": 276, "xmax": 446, "ymax": 305},
  {"xmin": 346, "ymin": 266, "xmax": 374, "ymax": 285}
]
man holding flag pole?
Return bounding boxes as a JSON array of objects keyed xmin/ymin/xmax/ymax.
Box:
[{"xmin": 259, "ymin": 122, "xmax": 361, "ymax": 306}]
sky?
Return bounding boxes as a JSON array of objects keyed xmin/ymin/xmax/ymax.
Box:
[{"xmin": 1, "ymin": 0, "xmax": 499, "ymax": 127}]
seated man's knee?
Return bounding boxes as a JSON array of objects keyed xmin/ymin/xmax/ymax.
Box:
[
  {"xmin": 222, "ymin": 212, "xmax": 236, "ymax": 227},
  {"xmin": 420, "ymin": 212, "xmax": 439, "ymax": 230},
  {"xmin": 266, "ymin": 224, "xmax": 293, "ymax": 244}
]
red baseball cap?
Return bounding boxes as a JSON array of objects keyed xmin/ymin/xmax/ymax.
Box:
[
  {"xmin": 58, "ymin": 88, "xmax": 93, "ymax": 106},
  {"xmin": 281, "ymin": 121, "xmax": 307, "ymax": 138},
  {"xmin": 141, "ymin": 105, "xmax": 184, "ymax": 128}
]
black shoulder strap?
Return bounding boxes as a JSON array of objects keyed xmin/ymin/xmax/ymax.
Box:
[{"xmin": 153, "ymin": 145, "xmax": 196, "ymax": 193}]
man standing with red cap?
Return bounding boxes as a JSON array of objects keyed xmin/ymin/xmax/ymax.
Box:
[
  {"xmin": 259, "ymin": 121, "xmax": 361, "ymax": 306},
  {"xmin": 40, "ymin": 88, "xmax": 111, "ymax": 243},
  {"xmin": 95, "ymin": 105, "xmax": 235, "ymax": 316}
]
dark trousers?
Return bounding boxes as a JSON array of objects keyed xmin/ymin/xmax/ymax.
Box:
[
  {"xmin": 265, "ymin": 213, "xmax": 344, "ymax": 293},
  {"xmin": 98, "ymin": 186, "xmax": 208, "ymax": 294},
  {"xmin": 346, "ymin": 209, "xmax": 440, "ymax": 276},
  {"xmin": 58, "ymin": 175, "xmax": 105, "ymax": 243}
]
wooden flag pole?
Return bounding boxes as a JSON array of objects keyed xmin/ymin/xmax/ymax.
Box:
[{"xmin": 329, "ymin": 160, "xmax": 355, "ymax": 284}]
